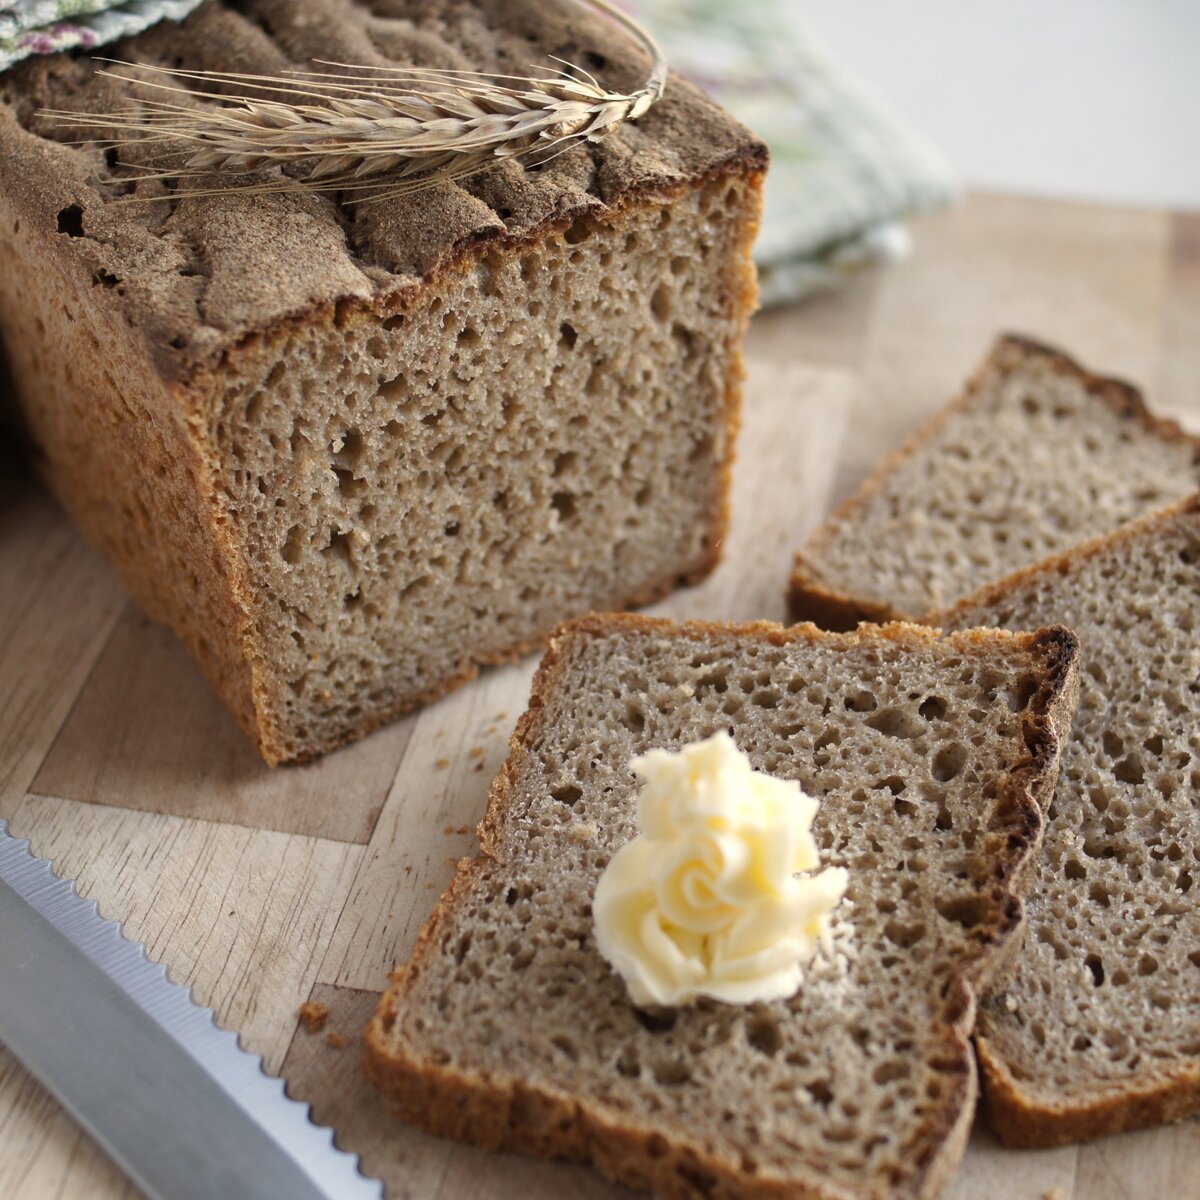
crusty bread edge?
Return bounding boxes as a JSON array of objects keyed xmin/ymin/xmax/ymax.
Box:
[
  {"xmin": 975, "ymin": 1039, "xmax": 1200, "ymax": 1149},
  {"xmin": 924, "ymin": 492, "xmax": 1200, "ymax": 1146},
  {"xmin": 364, "ymin": 612, "xmax": 1080, "ymax": 1200},
  {"xmin": 787, "ymin": 334, "xmax": 1200, "ymax": 629}
]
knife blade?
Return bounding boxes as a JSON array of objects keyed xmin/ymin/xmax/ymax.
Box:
[{"xmin": 0, "ymin": 819, "xmax": 384, "ymax": 1200}]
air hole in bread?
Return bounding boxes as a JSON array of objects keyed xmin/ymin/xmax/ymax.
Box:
[
  {"xmin": 931, "ymin": 744, "xmax": 967, "ymax": 783},
  {"xmin": 868, "ymin": 700, "xmax": 921, "ymax": 739},
  {"xmin": 746, "ymin": 1016, "xmax": 783, "ymax": 1058}
]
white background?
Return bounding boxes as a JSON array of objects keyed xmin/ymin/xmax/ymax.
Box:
[{"xmin": 794, "ymin": 0, "xmax": 1200, "ymax": 210}]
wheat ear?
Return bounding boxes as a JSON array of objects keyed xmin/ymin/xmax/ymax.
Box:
[{"xmin": 42, "ymin": 0, "xmax": 666, "ymax": 200}]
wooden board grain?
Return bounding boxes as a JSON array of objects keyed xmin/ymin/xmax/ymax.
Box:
[
  {"xmin": 32, "ymin": 604, "xmax": 415, "ymax": 842},
  {"xmin": 1, "ymin": 192, "xmax": 1198, "ymax": 1200}
]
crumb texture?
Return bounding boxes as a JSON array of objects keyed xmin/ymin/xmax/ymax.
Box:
[
  {"xmin": 942, "ymin": 500, "xmax": 1200, "ymax": 1139},
  {"xmin": 370, "ymin": 617, "xmax": 1078, "ymax": 1199},
  {"xmin": 795, "ymin": 338, "xmax": 1200, "ymax": 621},
  {"xmin": 215, "ymin": 179, "xmax": 754, "ymax": 760}
]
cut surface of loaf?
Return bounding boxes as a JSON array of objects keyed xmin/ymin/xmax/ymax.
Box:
[
  {"xmin": 0, "ymin": 0, "xmax": 766, "ymax": 763},
  {"xmin": 366, "ymin": 613, "xmax": 1080, "ymax": 1200},
  {"xmin": 933, "ymin": 496, "xmax": 1200, "ymax": 1147},
  {"xmin": 789, "ymin": 335, "xmax": 1200, "ymax": 628}
]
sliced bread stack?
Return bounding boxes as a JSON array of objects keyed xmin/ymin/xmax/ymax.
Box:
[
  {"xmin": 934, "ymin": 498, "xmax": 1200, "ymax": 1144},
  {"xmin": 790, "ymin": 336, "xmax": 1200, "ymax": 1145},
  {"xmin": 789, "ymin": 336, "xmax": 1200, "ymax": 628},
  {"xmin": 367, "ymin": 614, "xmax": 1079, "ymax": 1200}
]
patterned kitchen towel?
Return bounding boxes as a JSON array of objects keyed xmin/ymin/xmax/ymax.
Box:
[
  {"xmin": 0, "ymin": 0, "xmax": 202, "ymax": 73},
  {"xmin": 624, "ymin": 0, "xmax": 959, "ymax": 305}
]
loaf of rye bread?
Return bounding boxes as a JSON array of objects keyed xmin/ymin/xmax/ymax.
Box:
[
  {"xmin": 788, "ymin": 336, "xmax": 1200, "ymax": 628},
  {"xmin": 366, "ymin": 614, "xmax": 1081, "ymax": 1200},
  {"xmin": 0, "ymin": 0, "xmax": 766, "ymax": 763},
  {"xmin": 933, "ymin": 496, "xmax": 1200, "ymax": 1146}
]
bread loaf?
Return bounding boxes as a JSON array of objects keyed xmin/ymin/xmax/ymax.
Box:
[
  {"xmin": 934, "ymin": 496, "xmax": 1200, "ymax": 1146},
  {"xmin": 0, "ymin": 0, "xmax": 766, "ymax": 763},
  {"xmin": 788, "ymin": 336, "xmax": 1200, "ymax": 628},
  {"xmin": 366, "ymin": 613, "xmax": 1080, "ymax": 1200}
]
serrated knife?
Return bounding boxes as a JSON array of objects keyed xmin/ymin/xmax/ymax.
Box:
[{"xmin": 0, "ymin": 819, "xmax": 384, "ymax": 1200}]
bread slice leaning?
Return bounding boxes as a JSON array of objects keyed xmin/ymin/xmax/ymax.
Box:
[
  {"xmin": 932, "ymin": 495, "xmax": 1200, "ymax": 1146},
  {"xmin": 789, "ymin": 335, "xmax": 1200, "ymax": 629},
  {"xmin": 366, "ymin": 614, "xmax": 1079, "ymax": 1200}
]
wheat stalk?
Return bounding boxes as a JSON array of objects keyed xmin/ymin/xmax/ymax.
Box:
[{"xmin": 42, "ymin": 0, "xmax": 666, "ymax": 201}]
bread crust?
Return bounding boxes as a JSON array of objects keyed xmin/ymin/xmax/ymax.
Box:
[
  {"xmin": 976, "ymin": 1035, "xmax": 1200, "ymax": 1149},
  {"xmin": 787, "ymin": 334, "xmax": 1200, "ymax": 628},
  {"xmin": 365, "ymin": 613, "xmax": 1081, "ymax": 1199},
  {"xmin": 927, "ymin": 493, "xmax": 1200, "ymax": 1147}
]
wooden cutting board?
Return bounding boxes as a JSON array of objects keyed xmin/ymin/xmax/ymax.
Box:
[{"xmin": 2, "ymin": 191, "xmax": 1197, "ymax": 1200}]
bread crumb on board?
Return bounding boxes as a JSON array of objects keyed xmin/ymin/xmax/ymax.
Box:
[
  {"xmin": 298, "ymin": 1001, "xmax": 329, "ymax": 1033},
  {"xmin": 324, "ymin": 1031, "xmax": 349, "ymax": 1049},
  {"xmin": 1041, "ymin": 1188, "xmax": 1065, "ymax": 1200},
  {"xmin": 435, "ymin": 757, "xmax": 451, "ymax": 770}
]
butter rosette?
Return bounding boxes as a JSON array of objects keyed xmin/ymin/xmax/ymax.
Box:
[{"xmin": 593, "ymin": 732, "xmax": 848, "ymax": 1007}]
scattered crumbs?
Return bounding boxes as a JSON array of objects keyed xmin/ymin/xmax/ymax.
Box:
[
  {"xmin": 468, "ymin": 746, "xmax": 485, "ymax": 759},
  {"xmin": 298, "ymin": 1001, "xmax": 329, "ymax": 1034},
  {"xmin": 1005, "ymin": 994, "xmax": 1018, "ymax": 1012},
  {"xmin": 1041, "ymin": 1189, "xmax": 1065, "ymax": 1200},
  {"xmin": 456, "ymin": 824, "xmax": 470, "ymax": 835},
  {"xmin": 324, "ymin": 1031, "xmax": 349, "ymax": 1049},
  {"xmin": 404, "ymin": 864, "xmax": 413, "ymax": 874},
  {"xmin": 485, "ymin": 724, "xmax": 498, "ymax": 735},
  {"xmin": 495, "ymin": 711, "xmax": 507, "ymax": 720},
  {"xmin": 445, "ymin": 857, "xmax": 459, "ymax": 867},
  {"xmin": 570, "ymin": 821, "xmax": 598, "ymax": 842},
  {"xmin": 473, "ymin": 761, "xmax": 485, "ymax": 773},
  {"xmin": 443, "ymin": 824, "xmax": 456, "ymax": 836},
  {"xmin": 435, "ymin": 757, "xmax": 451, "ymax": 770}
]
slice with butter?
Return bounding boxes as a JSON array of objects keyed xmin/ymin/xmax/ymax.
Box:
[{"xmin": 367, "ymin": 614, "xmax": 1079, "ymax": 1200}]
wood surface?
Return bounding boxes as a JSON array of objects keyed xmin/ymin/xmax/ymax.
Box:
[{"xmin": 1, "ymin": 191, "xmax": 1198, "ymax": 1200}]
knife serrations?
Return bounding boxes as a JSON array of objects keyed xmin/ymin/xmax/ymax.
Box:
[{"xmin": 0, "ymin": 820, "xmax": 384, "ymax": 1200}]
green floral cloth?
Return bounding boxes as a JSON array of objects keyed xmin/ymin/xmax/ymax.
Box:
[
  {"xmin": 0, "ymin": 0, "xmax": 201, "ymax": 73},
  {"xmin": 625, "ymin": 0, "xmax": 958, "ymax": 305}
]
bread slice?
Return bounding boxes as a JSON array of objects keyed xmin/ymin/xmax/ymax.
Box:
[
  {"xmin": 0, "ymin": 0, "xmax": 766, "ymax": 764},
  {"xmin": 788, "ymin": 335, "xmax": 1200, "ymax": 629},
  {"xmin": 932, "ymin": 495, "xmax": 1200, "ymax": 1146},
  {"xmin": 365, "ymin": 613, "xmax": 1079, "ymax": 1200}
]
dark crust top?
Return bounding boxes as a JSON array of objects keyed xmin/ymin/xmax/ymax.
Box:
[
  {"xmin": 0, "ymin": 0, "xmax": 767, "ymax": 384},
  {"xmin": 364, "ymin": 613, "xmax": 1081, "ymax": 1200},
  {"xmin": 788, "ymin": 334, "xmax": 1200, "ymax": 629}
]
